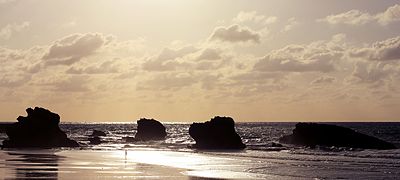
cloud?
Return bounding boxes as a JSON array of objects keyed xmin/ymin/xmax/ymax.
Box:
[
  {"xmin": 350, "ymin": 36, "xmax": 400, "ymax": 61},
  {"xmin": 0, "ymin": 74, "xmax": 31, "ymax": 88},
  {"xmin": 282, "ymin": 17, "xmax": 299, "ymax": 32},
  {"xmin": 318, "ymin": 4, "xmax": 400, "ymax": 25},
  {"xmin": 254, "ymin": 55, "xmax": 335, "ymax": 73},
  {"xmin": 196, "ymin": 48, "xmax": 222, "ymax": 61},
  {"xmin": 42, "ymin": 33, "xmax": 114, "ymax": 66},
  {"xmin": 318, "ymin": 10, "xmax": 373, "ymax": 25},
  {"xmin": 311, "ymin": 76, "xmax": 336, "ymax": 85},
  {"xmin": 253, "ymin": 39, "xmax": 344, "ymax": 73},
  {"xmin": 50, "ymin": 75, "xmax": 91, "ymax": 92},
  {"xmin": 0, "ymin": 0, "xmax": 15, "ymax": 4},
  {"xmin": 137, "ymin": 72, "xmax": 198, "ymax": 90},
  {"xmin": 376, "ymin": 4, "xmax": 400, "ymax": 25},
  {"xmin": 209, "ymin": 24, "xmax": 261, "ymax": 43},
  {"xmin": 66, "ymin": 60, "xmax": 119, "ymax": 74},
  {"xmin": 61, "ymin": 21, "xmax": 77, "ymax": 28},
  {"xmin": 0, "ymin": 22, "xmax": 30, "ymax": 40},
  {"xmin": 142, "ymin": 46, "xmax": 197, "ymax": 71},
  {"xmin": 233, "ymin": 11, "xmax": 277, "ymax": 25},
  {"xmin": 348, "ymin": 61, "xmax": 395, "ymax": 85}
]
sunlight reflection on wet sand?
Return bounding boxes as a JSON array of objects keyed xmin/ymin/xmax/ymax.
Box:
[{"xmin": 0, "ymin": 149, "xmax": 266, "ymax": 179}]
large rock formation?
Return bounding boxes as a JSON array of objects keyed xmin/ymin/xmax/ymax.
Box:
[
  {"xmin": 279, "ymin": 123, "xmax": 396, "ymax": 150},
  {"xmin": 2, "ymin": 107, "xmax": 79, "ymax": 148},
  {"xmin": 134, "ymin": 118, "xmax": 167, "ymax": 141},
  {"xmin": 189, "ymin": 116, "xmax": 246, "ymax": 149}
]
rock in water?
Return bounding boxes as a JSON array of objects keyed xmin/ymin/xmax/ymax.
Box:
[
  {"xmin": 2, "ymin": 107, "xmax": 79, "ymax": 148},
  {"xmin": 279, "ymin": 123, "xmax": 396, "ymax": 150},
  {"xmin": 134, "ymin": 118, "xmax": 167, "ymax": 141},
  {"xmin": 88, "ymin": 136, "xmax": 102, "ymax": 145},
  {"xmin": 90, "ymin": 130, "xmax": 106, "ymax": 137},
  {"xmin": 189, "ymin": 116, "xmax": 246, "ymax": 149}
]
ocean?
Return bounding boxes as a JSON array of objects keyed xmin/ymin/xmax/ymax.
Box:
[{"xmin": 0, "ymin": 122, "xmax": 400, "ymax": 179}]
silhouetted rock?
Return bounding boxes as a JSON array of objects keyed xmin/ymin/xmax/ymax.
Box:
[
  {"xmin": 88, "ymin": 136, "xmax": 102, "ymax": 145},
  {"xmin": 134, "ymin": 118, "xmax": 167, "ymax": 141},
  {"xmin": 90, "ymin": 130, "xmax": 106, "ymax": 137},
  {"xmin": 279, "ymin": 123, "xmax": 396, "ymax": 150},
  {"xmin": 2, "ymin": 107, "xmax": 79, "ymax": 148},
  {"xmin": 270, "ymin": 142, "xmax": 283, "ymax": 147},
  {"xmin": 189, "ymin": 116, "xmax": 246, "ymax": 149},
  {"xmin": 122, "ymin": 136, "xmax": 135, "ymax": 143}
]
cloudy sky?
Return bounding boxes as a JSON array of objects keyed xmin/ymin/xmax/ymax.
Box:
[{"xmin": 1, "ymin": 0, "xmax": 400, "ymax": 122}]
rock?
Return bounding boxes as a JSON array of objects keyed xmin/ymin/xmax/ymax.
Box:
[
  {"xmin": 189, "ymin": 116, "xmax": 246, "ymax": 149},
  {"xmin": 2, "ymin": 107, "xmax": 79, "ymax": 148},
  {"xmin": 279, "ymin": 123, "xmax": 396, "ymax": 150},
  {"xmin": 122, "ymin": 136, "xmax": 135, "ymax": 143},
  {"xmin": 134, "ymin": 118, "xmax": 167, "ymax": 141},
  {"xmin": 88, "ymin": 136, "xmax": 102, "ymax": 145},
  {"xmin": 90, "ymin": 130, "xmax": 106, "ymax": 137},
  {"xmin": 270, "ymin": 142, "xmax": 283, "ymax": 147}
]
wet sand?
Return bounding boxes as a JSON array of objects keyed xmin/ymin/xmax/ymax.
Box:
[
  {"xmin": 0, "ymin": 149, "xmax": 191, "ymax": 179},
  {"xmin": 0, "ymin": 149, "xmax": 266, "ymax": 179}
]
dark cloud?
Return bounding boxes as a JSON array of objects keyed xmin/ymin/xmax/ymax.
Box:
[{"xmin": 209, "ymin": 24, "xmax": 260, "ymax": 43}]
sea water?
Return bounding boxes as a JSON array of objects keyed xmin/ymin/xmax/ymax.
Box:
[{"xmin": 0, "ymin": 122, "xmax": 399, "ymax": 179}]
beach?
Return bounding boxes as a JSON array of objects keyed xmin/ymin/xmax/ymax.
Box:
[
  {"xmin": 1, "ymin": 147, "xmax": 400, "ymax": 179},
  {"xmin": 0, "ymin": 148, "xmax": 272, "ymax": 179}
]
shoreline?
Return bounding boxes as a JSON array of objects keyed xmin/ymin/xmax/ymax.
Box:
[{"xmin": 0, "ymin": 148, "xmax": 267, "ymax": 180}]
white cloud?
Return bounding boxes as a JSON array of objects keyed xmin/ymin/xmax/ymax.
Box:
[
  {"xmin": 319, "ymin": 4, "xmax": 400, "ymax": 26},
  {"xmin": 209, "ymin": 24, "xmax": 261, "ymax": 43},
  {"xmin": 282, "ymin": 17, "xmax": 299, "ymax": 32},
  {"xmin": 233, "ymin": 11, "xmax": 277, "ymax": 25},
  {"xmin": 253, "ymin": 40, "xmax": 344, "ymax": 73},
  {"xmin": 0, "ymin": 22, "xmax": 30, "ymax": 40},
  {"xmin": 376, "ymin": 4, "xmax": 400, "ymax": 25},
  {"xmin": 318, "ymin": 10, "xmax": 373, "ymax": 25}
]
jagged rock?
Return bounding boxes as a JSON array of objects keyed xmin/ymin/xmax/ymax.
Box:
[
  {"xmin": 90, "ymin": 130, "xmax": 106, "ymax": 137},
  {"xmin": 189, "ymin": 116, "xmax": 246, "ymax": 149},
  {"xmin": 2, "ymin": 107, "xmax": 79, "ymax": 148},
  {"xmin": 134, "ymin": 118, "xmax": 167, "ymax": 141},
  {"xmin": 279, "ymin": 123, "xmax": 396, "ymax": 150},
  {"xmin": 88, "ymin": 136, "xmax": 102, "ymax": 145}
]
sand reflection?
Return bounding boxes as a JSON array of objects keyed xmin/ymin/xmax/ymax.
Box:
[{"xmin": 6, "ymin": 150, "xmax": 61, "ymax": 179}]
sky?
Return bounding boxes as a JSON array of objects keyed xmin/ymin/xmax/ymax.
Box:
[{"xmin": 0, "ymin": 0, "xmax": 400, "ymax": 122}]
